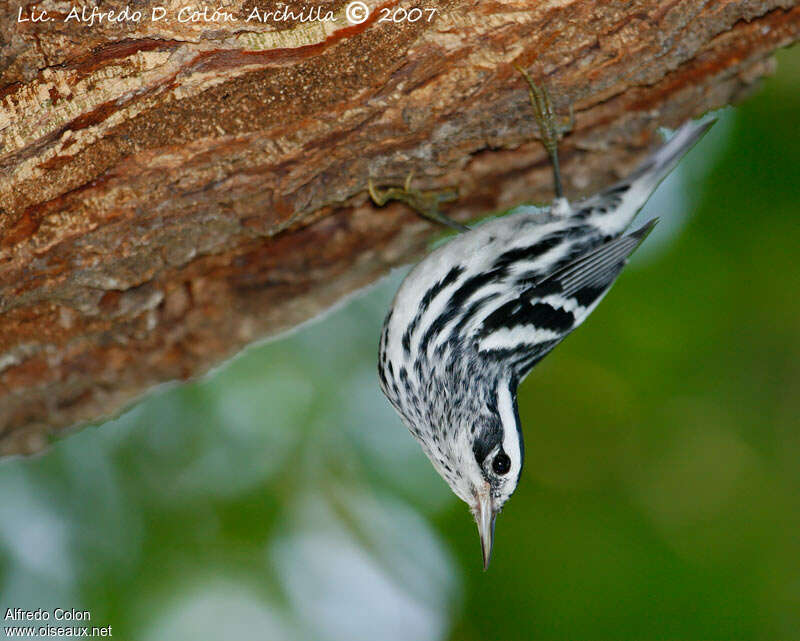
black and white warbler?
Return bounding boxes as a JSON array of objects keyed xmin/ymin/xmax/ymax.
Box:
[{"xmin": 371, "ymin": 70, "xmax": 714, "ymax": 569}]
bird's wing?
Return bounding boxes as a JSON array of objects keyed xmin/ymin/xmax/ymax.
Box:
[{"xmin": 474, "ymin": 219, "xmax": 657, "ymax": 379}]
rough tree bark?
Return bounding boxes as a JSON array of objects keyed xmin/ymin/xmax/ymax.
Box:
[{"xmin": 0, "ymin": 0, "xmax": 798, "ymax": 455}]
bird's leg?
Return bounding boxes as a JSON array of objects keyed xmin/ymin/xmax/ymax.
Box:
[
  {"xmin": 517, "ymin": 67, "xmax": 573, "ymax": 206},
  {"xmin": 368, "ymin": 172, "xmax": 470, "ymax": 233}
]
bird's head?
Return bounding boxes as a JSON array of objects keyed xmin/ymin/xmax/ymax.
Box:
[{"xmin": 419, "ymin": 376, "xmax": 524, "ymax": 569}]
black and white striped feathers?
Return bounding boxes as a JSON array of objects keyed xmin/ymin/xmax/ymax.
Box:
[{"xmin": 377, "ymin": 119, "xmax": 714, "ymax": 558}]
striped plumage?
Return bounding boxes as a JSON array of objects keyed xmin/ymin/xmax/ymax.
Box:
[{"xmin": 377, "ymin": 118, "xmax": 714, "ymax": 567}]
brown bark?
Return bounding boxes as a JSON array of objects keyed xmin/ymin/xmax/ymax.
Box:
[{"xmin": 0, "ymin": 0, "xmax": 798, "ymax": 455}]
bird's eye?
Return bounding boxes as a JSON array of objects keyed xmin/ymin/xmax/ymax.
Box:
[{"xmin": 492, "ymin": 452, "xmax": 511, "ymax": 475}]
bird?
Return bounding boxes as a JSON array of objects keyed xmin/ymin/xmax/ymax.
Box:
[{"xmin": 369, "ymin": 69, "xmax": 715, "ymax": 570}]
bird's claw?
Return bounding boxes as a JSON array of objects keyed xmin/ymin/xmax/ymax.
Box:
[
  {"xmin": 517, "ymin": 67, "xmax": 572, "ymax": 148},
  {"xmin": 368, "ymin": 172, "xmax": 468, "ymax": 233},
  {"xmin": 516, "ymin": 65, "xmax": 573, "ymax": 200}
]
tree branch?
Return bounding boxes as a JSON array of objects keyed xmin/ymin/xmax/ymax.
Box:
[{"xmin": 1, "ymin": 0, "xmax": 798, "ymax": 455}]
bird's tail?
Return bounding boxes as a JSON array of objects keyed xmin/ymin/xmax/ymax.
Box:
[
  {"xmin": 627, "ymin": 118, "xmax": 716, "ymax": 192},
  {"xmin": 577, "ymin": 117, "xmax": 716, "ymax": 236}
]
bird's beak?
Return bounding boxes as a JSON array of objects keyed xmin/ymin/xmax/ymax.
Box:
[{"xmin": 473, "ymin": 484, "xmax": 497, "ymax": 571}]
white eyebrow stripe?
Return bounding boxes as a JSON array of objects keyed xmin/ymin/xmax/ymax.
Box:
[{"xmin": 496, "ymin": 379, "xmax": 522, "ymax": 481}]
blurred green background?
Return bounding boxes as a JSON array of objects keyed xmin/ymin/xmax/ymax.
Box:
[{"xmin": 1, "ymin": 48, "xmax": 798, "ymax": 641}]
